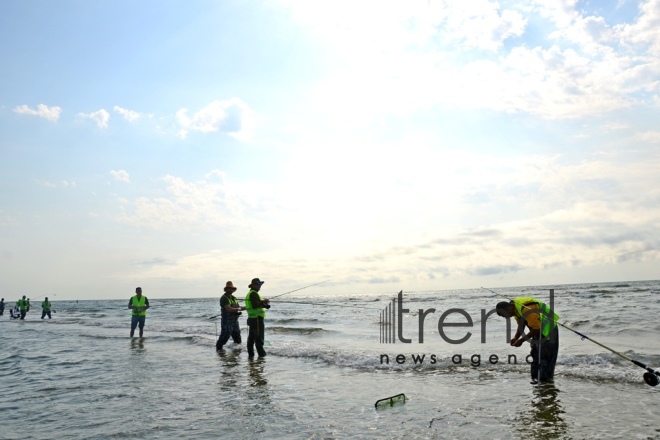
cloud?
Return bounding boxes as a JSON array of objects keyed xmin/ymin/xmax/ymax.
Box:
[
  {"xmin": 113, "ymin": 106, "xmax": 142, "ymax": 122},
  {"xmin": 284, "ymin": 0, "xmax": 660, "ymax": 119},
  {"xmin": 431, "ymin": 0, "xmax": 527, "ymax": 50},
  {"xmin": 175, "ymin": 98, "xmax": 255, "ymax": 140},
  {"xmin": 78, "ymin": 109, "xmax": 110, "ymax": 128},
  {"xmin": 38, "ymin": 180, "xmax": 77, "ymax": 189},
  {"xmin": 635, "ymin": 131, "xmax": 660, "ymax": 143},
  {"xmin": 12, "ymin": 104, "xmax": 61, "ymax": 121},
  {"xmin": 117, "ymin": 172, "xmax": 252, "ymax": 232},
  {"xmin": 110, "ymin": 170, "xmax": 130, "ymax": 183},
  {"xmin": 115, "ymin": 146, "xmax": 660, "ymax": 287}
]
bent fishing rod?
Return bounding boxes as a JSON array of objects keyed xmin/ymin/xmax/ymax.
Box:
[
  {"xmin": 482, "ymin": 287, "xmax": 660, "ymax": 387},
  {"xmin": 208, "ymin": 281, "xmax": 329, "ymax": 319}
]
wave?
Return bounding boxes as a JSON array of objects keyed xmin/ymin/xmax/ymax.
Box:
[
  {"xmin": 247, "ymin": 340, "xmax": 660, "ymax": 385},
  {"xmin": 563, "ymin": 319, "xmax": 590, "ymax": 327},
  {"xmin": 268, "ymin": 326, "xmax": 333, "ymax": 335},
  {"xmin": 585, "ymin": 289, "xmax": 616, "ymax": 295},
  {"xmin": 270, "ymin": 318, "xmax": 323, "ymax": 324}
]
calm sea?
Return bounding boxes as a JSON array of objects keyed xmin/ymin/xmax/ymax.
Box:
[{"xmin": 1, "ymin": 280, "xmax": 659, "ymax": 439}]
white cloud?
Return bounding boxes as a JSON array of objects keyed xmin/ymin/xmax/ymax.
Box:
[
  {"xmin": 110, "ymin": 170, "xmax": 131, "ymax": 183},
  {"xmin": 113, "ymin": 106, "xmax": 141, "ymax": 122},
  {"xmin": 618, "ymin": 0, "xmax": 660, "ymax": 56},
  {"xmin": 13, "ymin": 104, "xmax": 62, "ymax": 121},
  {"xmin": 115, "ymin": 144, "xmax": 660, "ymax": 287},
  {"xmin": 431, "ymin": 0, "xmax": 527, "ymax": 50},
  {"xmin": 117, "ymin": 172, "xmax": 251, "ymax": 232},
  {"xmin": 635, "ymin": 131, "xmax": 660, "ymax": 143},
  {"xmin": 38, "ymin": 180, "xmax": 77, "ymax": 189},
  {"xmin": 282, "ymin": 0, "xmax": 660, "ymax": 120},
  {"xmin": 78, "ymin": 109, "xmax": 110, "ymax": 129},
  {"xmin": 175, "ymin": 98, "xmax": 255, "ymax": 141}
]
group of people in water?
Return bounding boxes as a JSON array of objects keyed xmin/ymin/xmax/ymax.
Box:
[
  {"xmin": 128, "ymin": 284, "xmax": 557, "ymax": 380},
  {"xmin": 3, "ymin": 285, "xmax": 558, "ymax": 383},
  {"xmin": 129, "ymin": 277, "xmax": 271, "ymax": 358},
  {"xmin": 1, "ymin": 296, "xmax": 54, "ymax": 320}
]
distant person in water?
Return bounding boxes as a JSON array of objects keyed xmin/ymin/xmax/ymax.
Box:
[
  {"xmin": 41, "ymin": 297, "xmax": 53, "ymax": 319},
  {"xmin": 18, "ymin": 295, "xmax": 28, "ymax": 320},
  {"xmin": 128, "ymin": 287, "xmax": 150, "ymax": 337},
  {"xmin": 216, "ymin": 281, "xmax": 244, "ymax": 350},
  {"xmin": 496, "ymin": 297, "xmax": 560, "ymax": 384},
  {"xmin": 0, "ymin": 298, "xmax": 4, "ymax": 316},
  {"xmin": 10, "ymin": 303, "xmax": 20, "ymax": 319}
]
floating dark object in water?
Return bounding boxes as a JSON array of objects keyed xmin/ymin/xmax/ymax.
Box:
[{"xmin": 375, "ymin": 393, "xmax": 406, "ymax": 409}]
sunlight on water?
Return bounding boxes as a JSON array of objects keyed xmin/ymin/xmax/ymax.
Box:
[{"xmin": 0, "ymin": 280, "xmax": 658, "ymax": 439}]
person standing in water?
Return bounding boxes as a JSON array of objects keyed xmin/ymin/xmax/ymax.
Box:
[
  {"xmin": 0, "ymin": 298, "xmax": 5, "ymax": 316},
  {"xmin": 216, "ymin": 281, "xmax": 244, "ymax": 350},
  {"xmin": 245, "ymin": 278, "xmax": 270, "ymax": 357},
  {"xmin": 41, "ymin": 297, "xmax": 53, "ymax": 319},
  {"xmin": 18, "ymin": 295, "xmax": 28, "ymax": 320},
  {"xmin": 496, "ymin": 297, "xmax": 559, "ymax": 384},
  {"xmin": 128, "ymin": 287, "xmax": 150, "ymax": 337}
]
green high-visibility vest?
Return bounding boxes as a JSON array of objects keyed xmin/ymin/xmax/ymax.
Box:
[
  {"xmin": 245, "ymin": 289, "xmax": 266, "ymax": 319},
  {"xmin": 513, "ymin": 297, "xmax": 559, "ymax": 338},
  {"xmin": 18, "ymin": 299, "xmax": 28, "ymax": 311},
  {"xmin": 131, "ymin": 295, "xmax": 148, "ymax": 317},
  {"xmin": 42, "ymin": 301, "xmax": 51, "ymax": 311}
]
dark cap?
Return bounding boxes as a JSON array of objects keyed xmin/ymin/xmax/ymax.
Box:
[
  {"xmin": 249, "ymin": 278, "xmax": 265, "ymax": 288},
  {"xmin": 496, "ymin": 301, "xmax": 513, "ymax": 316}
]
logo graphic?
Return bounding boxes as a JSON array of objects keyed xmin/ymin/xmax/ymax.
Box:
[
  {"xmin": 379, "ymin": 292, "xmax": 399, "ymax": 344},
  {"xmin": 379, "ymin": 289, "xmax": 557, "ymax": 345}
]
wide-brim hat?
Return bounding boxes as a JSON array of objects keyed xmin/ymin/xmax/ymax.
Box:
[
  {"xmin": 224, "ymin": 281, "xmax": 237, "ymax": 292},
  {"xmin": 249, "ymin": 278, "xmax": 265, "ymax": 288}
]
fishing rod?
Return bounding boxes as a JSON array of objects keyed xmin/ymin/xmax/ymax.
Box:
[
  {"xmin": 208, "ymin": 281, "xmax": 329, "ymax": 319},
  {"xmin": 269, "ymin": 280, "xmax": 328, "ymax": 300},
  {"xmin": 26, "ymin": 294, "xmax": 57, "ymax": 301},
  {"xmin": 481, "ymin": 287, "xmax": 660, "ymax": 387},
  {"xmin": 274, "ymin": 300, "xmax": 378, "ymax": 310}
]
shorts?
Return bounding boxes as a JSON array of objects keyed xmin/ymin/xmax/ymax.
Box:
[{"xmin": 131, "ymin": 315, "xmax": 146, "ymax": 330}]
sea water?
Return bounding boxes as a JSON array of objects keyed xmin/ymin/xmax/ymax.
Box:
[{"xmin": 1, "ymin": 280, "xmax": 658, "ymax": 439}]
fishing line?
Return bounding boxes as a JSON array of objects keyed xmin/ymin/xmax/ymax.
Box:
[
  {"xmin": 273, "ymin": 300, "xmax": 378, "ymax": 310},
  {"xmin": 268, "ymin": 280, "xmax": 329, "ymax": 300},
  {"xmin": 208, "ymin": 281, "xmax": 329, "ymax": 319},
  {"xmin": 27, "ymin": 294, "xmax": 57, "ymax": 301},
  {"xmin": 481, "ymin": 287, "xmax": 660, "ymax": 387}
]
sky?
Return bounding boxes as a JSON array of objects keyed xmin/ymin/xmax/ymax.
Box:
[{"xmin": 1, "ymin": 0, "xmax": 659, "ymax": 300}]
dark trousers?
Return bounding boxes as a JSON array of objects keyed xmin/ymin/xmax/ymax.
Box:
[
  {"xmin": 247, "ymin": 317, "xmax": 266, "ymax": 357},
  {"xmin": 41, "ymin": 311, "xmax": 52, "ymax": 319},
  {"xmin": 530, "ymin": 327, "xmax": 559, "ymax": 382},
  {"xmin": 20, "ymin": 310, "xmax": 26, "ymax": 320},
  {"xmin": 216, "ymin": 318, "xmax": 242, "ymax": 349}
]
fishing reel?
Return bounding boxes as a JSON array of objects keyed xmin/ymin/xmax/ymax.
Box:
[{"xmin": 643, "ymin": 372, "xmax": 659, "ymax": 387}]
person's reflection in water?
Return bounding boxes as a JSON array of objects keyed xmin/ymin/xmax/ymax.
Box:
[
  {"xmin": 129, "ymin": 337, "xmax": 145, "ymax": 351},
  {"xmin": 248, "ymin": 357, "xmax": 268, "ymax": 387},
  {"xmin": 217, "ymin": 348, "xmax": 242, "ymax": 390},
  {"xmin": 515, "ymin": 383, "xmax": 568, "ymax": 440}
]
